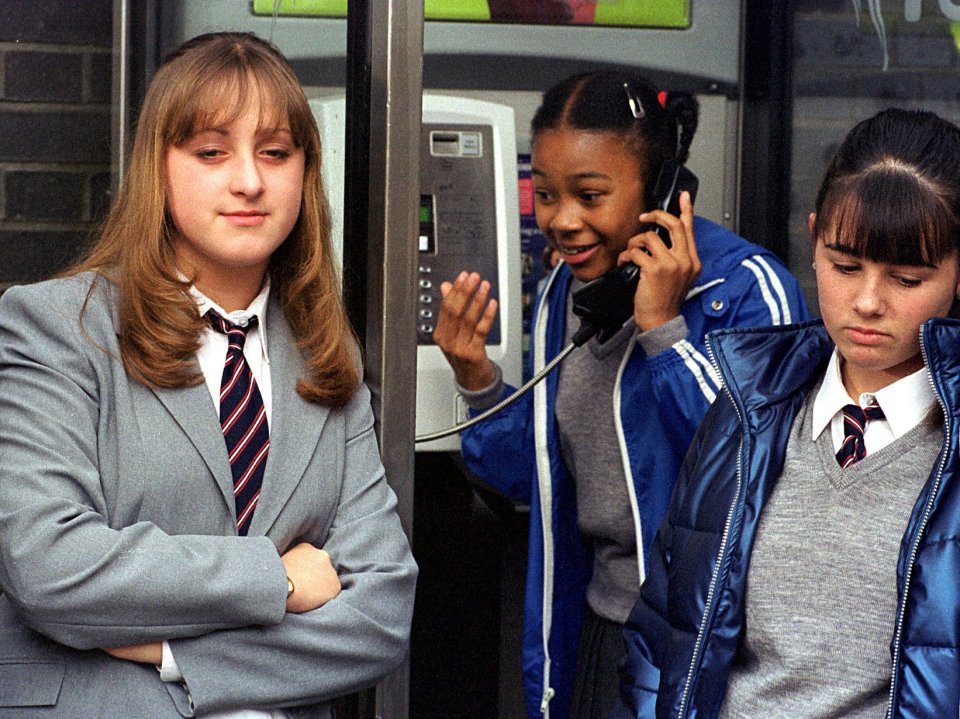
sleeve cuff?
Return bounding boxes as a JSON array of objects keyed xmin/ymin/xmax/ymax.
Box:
[
  {"xmin": 637, "ymin": 315, "xmax": 689, "ymax": 356},
  {"xmin": 159, "ymin": 640, "xmax": 185, "ymax": 683},
  {"xmin": 456, "ymin": 362, "xmax": 504, "ymax": 410}
]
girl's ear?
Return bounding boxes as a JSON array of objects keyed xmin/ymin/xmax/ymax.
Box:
[{"xmin": 808, "ymin": 212, "xmax": 816, "ymax": 237}]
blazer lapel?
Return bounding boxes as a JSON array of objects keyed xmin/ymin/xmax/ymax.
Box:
[
  {"xmin": 151, "ymin": 381, "xmax": 237, "ymax": 519},
  {"xmin": 103, "ymin": 277, "xmax": 236, "ymax": 522},
  {"xmin": 249, "ymin": 298, "xmax": 330, "ymax": 536}
]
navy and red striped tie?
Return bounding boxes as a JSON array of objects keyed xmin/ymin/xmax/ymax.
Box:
[
  {"xmin": 207, "ymin": 311, "xmax": 269, "ymax": 535},
  {"xmin": 835, "ymin": 402, "xmax": 884, "ymax": 469}
]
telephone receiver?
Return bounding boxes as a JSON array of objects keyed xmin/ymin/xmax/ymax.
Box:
[{"xmin": 570, "ymin": 160, "xmax": 699, "ymax": 344}]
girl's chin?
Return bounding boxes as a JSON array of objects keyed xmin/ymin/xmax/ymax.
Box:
[{"xmin": 568, "ymin": 263, "xmax": 616, "ymax": 283}]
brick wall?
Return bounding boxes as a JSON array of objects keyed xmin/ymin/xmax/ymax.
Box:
[
  {"xmin": 0, "ymin": 0, "xmax": 113, "ymax": 288},
  {"xmin": 789, "ymin": 1, "xmax": 960, "ymax": 312}
]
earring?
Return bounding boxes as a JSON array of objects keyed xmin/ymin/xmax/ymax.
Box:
[{"xmin": 811, "ymin": 262, "xmax": 817, "ymax": 270}]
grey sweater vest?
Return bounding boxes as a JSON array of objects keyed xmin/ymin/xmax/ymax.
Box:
[{"xmin": 718, "ymin": 388, "xmax": 941, "ymax": 719}]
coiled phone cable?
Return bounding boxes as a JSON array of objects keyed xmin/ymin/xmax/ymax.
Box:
[{"xmin": 413, "ymin": 318, "xmax": 600, "ymax": 444}]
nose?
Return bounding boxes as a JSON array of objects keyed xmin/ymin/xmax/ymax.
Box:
[
  {"xmin": 230, "ymin": 151, "xmax": 265, "ymax": 198},
  {"xmin": 549, "ymin": 198, "xmax": 583, "ymax": 235},
  {"xmin": 852, "ymin": 273, "xmax": 885, "ymax": 316}
]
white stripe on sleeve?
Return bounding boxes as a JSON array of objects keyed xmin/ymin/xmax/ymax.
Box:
[
  {"xmin": 751, "ymin": 254, "xmax": 792, "ymax": 324},
  {"xmin": 674, "ymin": 340, "xmax": 720, "ymax": 404},
  {"xmin": 741, "ymin": 257, "xmax": 782, "ymax": 325}
]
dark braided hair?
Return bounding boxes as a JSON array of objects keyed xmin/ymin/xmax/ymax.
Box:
[{"xmin": 531, "ymin": 71, "xmax": 699, "ymax": 207}]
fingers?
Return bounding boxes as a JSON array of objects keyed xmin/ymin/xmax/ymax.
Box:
[
  {"xmin": 435, "ymin": 271, "xmax": 495, "ymax": 351},
  {"xmin": 637, "ymin": 192, "xmax": 694, "ymax": 256},
  {"xmin": 433, "ymin": 271, "xmax": 498, "ymax": 390},
  {"xmin": 625, "ymin": 192, "xmax": 702, "ymax": 331},
  {"xmin": 102, "ymin": 642, "xmax": 163, "ymax": 665},
  {"xmin": 311, "ymin": 549, "xmax": 342, "ymax": 606},
  {"xmin": 678, "ymin": 191, "xmax": 701, "ymax": 274}
]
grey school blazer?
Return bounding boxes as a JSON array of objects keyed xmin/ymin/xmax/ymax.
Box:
[{"xmin": 0, "ymin": 273, "xmax": 417, "ymax": 718}]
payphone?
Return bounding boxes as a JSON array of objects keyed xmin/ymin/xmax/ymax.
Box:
[{"xmin": 310, "ymin": 94, "xmax": 523, "ymax": 452}]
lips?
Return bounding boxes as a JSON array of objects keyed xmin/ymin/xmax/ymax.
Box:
[
  {"xmin": 222, "ymin": 210, "xmax": 268, "ymax": 227},
  {"xmin": 845, "ymin": 326, "xmax": 888, "ymax": 345},
  {"xmin": 555, "ymin": 242, "xmax": 600, "ymax": 264}
]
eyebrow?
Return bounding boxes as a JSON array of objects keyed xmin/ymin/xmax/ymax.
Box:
[
  {"xmin": 822, "ymin": 242, "xmax": 860, "ymax": 257},
  {"xmin": 187, "ymin": 125, "xmax": 295, "ymax": 140},
  {"xmin": 530, "ymin": 168, "xmax": 613, "ymax": 181},
  {"xmin": 822, "ymin": 242, "xmax": 939, "ymax": 269},
  {"xmin": 189, "ymin": 127, "xmax": 228, "ymax": 136}
]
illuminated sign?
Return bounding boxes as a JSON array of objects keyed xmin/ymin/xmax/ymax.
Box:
[{"xmin": 251, "ymin": 0, "xmax": 692, "ymax": 28}]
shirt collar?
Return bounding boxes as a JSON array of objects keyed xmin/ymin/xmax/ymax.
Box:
[
  {"xmin": 188, "ymin": 277, "xmax": 271, "ymax": 357},
  {"xmin": 811, "ymin": 348, "xmax": 935, "ymax": 441}
]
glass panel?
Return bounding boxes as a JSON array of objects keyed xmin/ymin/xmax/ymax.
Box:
[{"xmin": 788, "ymin": 1, "xmax": 960, "ymax": 311}]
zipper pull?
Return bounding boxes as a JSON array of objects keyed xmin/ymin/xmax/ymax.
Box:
[{"xmin": 540, "ymin": 687, "xmax": 555, "ymax": 714}]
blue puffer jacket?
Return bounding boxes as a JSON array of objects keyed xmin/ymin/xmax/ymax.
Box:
[
  {"xmin": 461, "ymin": 217, "xmax": 809, "ymax": 719},
  {"xmin": 617, "ymin": 319, "xmax": 960, "ymax": 719}
]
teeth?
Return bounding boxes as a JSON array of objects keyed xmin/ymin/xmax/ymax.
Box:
[{"xmin": 561, "ymin": 245, "xmax": 593, "ymax": 255}]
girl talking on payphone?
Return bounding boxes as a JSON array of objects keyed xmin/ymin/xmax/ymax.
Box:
[{"xmin": 433, "ymin": 70, "xmax": 809, "ymax": 719}]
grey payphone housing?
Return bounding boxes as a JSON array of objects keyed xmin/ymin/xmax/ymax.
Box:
[
  {"xmin": 311, "ymin": 94, "xmax": 523, "ymax": 452},
  {"xmin": 418, "ymin": 125, "xmax": 502, "ymax": 346}
]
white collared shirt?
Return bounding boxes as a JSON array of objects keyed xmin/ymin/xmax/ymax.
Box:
[
  {"xmin": 811, "ymin": 349, "xmax": 936, "ymax": 455},
  {"xmin": 159, "ymin": 280, "xmax": 284, "ymax": 719},
  {"xmin": 191, "ymin": 281, "xmax": 273, "ymax": 422}
]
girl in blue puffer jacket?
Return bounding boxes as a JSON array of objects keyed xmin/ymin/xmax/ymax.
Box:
[{"xmin": 617, "ymin": 108, "xmax": 960, "ymax": 719}]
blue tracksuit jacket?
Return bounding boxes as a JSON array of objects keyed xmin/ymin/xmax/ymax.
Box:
[
  {"xmin": 461, "ymin": 217, "xmax": 809, "ymax": 719},
  {"xmin": 618, "ymin": 319, "xmax": 960, "ymax": 718}
]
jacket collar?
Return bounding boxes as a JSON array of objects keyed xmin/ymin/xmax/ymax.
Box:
[
  {"xmin": 707, "ymin": 320, "xmax": 833, "ymax": 421},
  {"xmin": 920, "ymin": 318, "xmax": 960, "ymax": 421},
  {"xmin": 710, "ymin": 317, "xmax": 960, "ymax": 427}
]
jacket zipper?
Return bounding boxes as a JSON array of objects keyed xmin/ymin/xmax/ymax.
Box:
[
  {"xmin": 615, "ymin": 331, "xmax": 647, "ymax": 588},
  {"xmin": 534, "ymin": 273, "xmax": 557, "ymax": 718},
  {"xmin": 676, "ymin": 338, "xmax": 744, "ymax": 718},
  {"xmin": 884, "ymin": 327, "xmax": 950, "ymax": 718}
]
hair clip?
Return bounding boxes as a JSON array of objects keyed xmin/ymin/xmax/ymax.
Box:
[
  {"xmin": 657, "ymin": 90, "xmax": 668, "ymax": 108},
  {"xmin": 624, "ymin": 83, "xmax": 645, "ymax": 120}
]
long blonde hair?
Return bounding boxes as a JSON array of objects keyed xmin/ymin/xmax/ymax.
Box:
[{"xmin": 68, "ymin": 32, "xmax": 359, "ymax": 406}]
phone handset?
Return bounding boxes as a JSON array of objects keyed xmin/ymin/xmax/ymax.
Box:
[{"xmin": 569, "ymin": 160, "xmax": 699, "ymax": 344}]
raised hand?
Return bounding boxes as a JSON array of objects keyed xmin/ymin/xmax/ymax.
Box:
[{"xmin": 433, "ymin": 271, "xmax": 499, "ymax": 391}]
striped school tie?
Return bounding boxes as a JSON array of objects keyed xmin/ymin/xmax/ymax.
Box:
[
  {"xmin": 207, "ymin": 311, "xmax": 269, "ymax": 535},
  {"xmin": 835, "ymin": 402, "xmax": 884, "ymax": 469}
]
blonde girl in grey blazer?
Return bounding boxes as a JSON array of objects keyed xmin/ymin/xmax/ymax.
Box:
[{"xmin": 0, "ymin": 32, "xmax": 416, "ymax": 718}]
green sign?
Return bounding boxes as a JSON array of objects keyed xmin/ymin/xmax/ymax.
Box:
[{"xmin": 251, "ymin": 0, "xmax": 691, "ymax": 28}]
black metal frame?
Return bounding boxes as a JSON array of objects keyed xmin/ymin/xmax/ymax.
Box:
[{"xmin": 739, "ymin": 0, "xmax": 795, "ymax": 262}]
